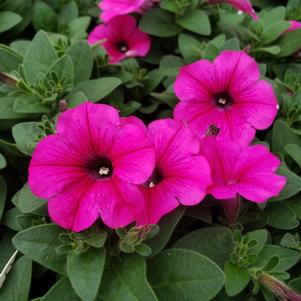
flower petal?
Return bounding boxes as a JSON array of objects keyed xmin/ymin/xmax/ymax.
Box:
[
  {"xmin": 111, "ymin": 122, "xmax": 155, "ymax": 184},
  {"xmin": 138, "ymin": 185, "xmax": 179, "ymax": 225},
  {"xmin": 174, "ymin": 60, "xmax": 214, "ymax": 102},
  {"xmin": 97, "ymin": 178, "xmax": 145, "ymax": 228},
  {"xmin": 29, "ymin": 135, "xmax": 87, "ymax": 199},
  {"xmin": 56, "ymin": 102, "xmax": 120, "ymax": 157},
  {"xmin": 48, "ymin": 177, "xmax": 98, "ymax": 232},
  {"xmin": 233, "ymin": 80, "xmax": 278, "ymax": 130},
  {"xmin": 214, "ymin": 50, "xmax": 260, "ymax": 87},
  {"xmin": 148, "ymin": 119, "xmax": 200, "ymax": 162},
  {"xmin": 99, "ymin": 0, "xmax": 145, "ymax": 22}
]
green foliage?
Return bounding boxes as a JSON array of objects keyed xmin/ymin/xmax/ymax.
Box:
[
  {"xmin": 148, "ymin": 249, "xmax": 224, "ymax": 301},
  {"xmin": 0, "ymin": 256, "xmax": 32, "ymax": 301},
  {"xmin": 67, "ymin": 248, "xmax": 106, "ymax": 301},
  {"xmin": 174, "ymin": 227, "xmax": 235, "ymax": 268},
  {"xmin": 1, "ymin": 1, "xmax": 301, "ymax": 300},
  {"xmin": 13, "ymin": 224, "xmax": 67, "ymax": 274},
  {"xmin": 99, "ymin": 255, "xmax": 158, "ymax": 301}
]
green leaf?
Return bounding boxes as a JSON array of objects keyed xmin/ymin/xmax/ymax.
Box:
[
  {"xmin": 280, "ymin": 233, "xmax": 299, "ymax": 250},
  {"xmin": 47, "ymin": 55, "xmax": 74, "ymax": 85},
  {"xmin": 0, "ymin": 232, "xmax": 16, "ymax": 271},
  {"xmin": 265, "ymin": 203, "xmax": 299, "ymax": 230},
  {"xmin": 2, "ymin": 207, "xmax": 23, "ymax": 231},
  {"xmin": 0, "ymin": 12, "xmax": 22, "ymax": 33},
  {"xmin": 272, "ymin": 120, "xmax": 301, "ymax": 154},
  {"xmin": 68, "ymin": 16, "xmax": 91, "ymax": 40},
  {"xmin": 261, "ymin": 21, "xmax": 290, "ymax": 45},
  {"xmin": 13, "ymin": 94, "xmax": 52, "ymax": 114},
  {"xmin": 70, "ymin": 78, "xmax": 121, "ymax": 102},
  {"xmin": 0, "ymin": 175, "xmax": 7, "ymax": 220},
  {"xmin": 59, "ymin": 1, "xmax": 79, "ymax": 23},
  {"xmin": 140, "ymin": 8, "xmax": 181, "ymax": 37},
  {"xmin": 148, "ymin": 249, "xmax": 224, "ymax": 301},
  {"xmin": 67, "ymin": 248, "xmax": 106, "ymax": 301},
  {"xmin": 261, "ymin": 6, "xmax": 286, "ymax": 27},
  {"xmin": 272, "ymin": 166, "xmax": 301, "ymax": 201},
  {"xmin": 285, "ymin": 194, "xmax": 301, "ymax": 220},
  {"xmin": 13, "ymin": 224, "xmax": 67, "ymax": 274},
  {"xmin": 224, "ymin": 261, "xmax": 250, "ymax": 296},
  {"xmin": 289, "ymin": 277, "xmax": 301, "ymax": 294},
  {"xmin": 159, "ymin": 55, "xmax": 185, "ymax": 76},
  {"xmin": 221, "ymin": 38, "xmax": 240, "ymax": 51},
  {"xmin": 33, "ymin": 1, "xmax": 58, "ymax": 32},
  {"xmin": 256, "ymin": 245, "xmax": 300, "ymax": 272},
  {"xmin": 247, "ymin": 229, "xmax": 268, "ymax": 256},
  {"xmin": 12, "ymin": 183, "xmax": 46, "ymax": 214},
  {"xmin": 202, "ymin": 43, "xmax": 220, "ymax": 60},
  {"xmin": 67, "ymin": 41, "xmax": 93, "ymax": 84},
  {"xmin": 99, "ymin": 255, "xmax": 158, "ymax": 301},
  {"xmin": 84, "ymin": 230, "xmax": 107, "ymax": 248},
  {"xmin": 0, "ymin": 45, "xmax": 22, "ymax": 72},
  {"xmin": 178, "ymin": 34, "xmax": 203, "ymax": 63},
  {"xmin": 255, "ymin": 46, "xmax": 281, "ymax": 55},
  {"xmin": 0, "ymin": 153, "xmax": 6, "ymax": 169},
  {"xmin": 160, "ymin": 0, "xmax": 181, "ymax": 13},
  {"xmin": 23, "ymin": 30, "xmax": 57, "ymax": 84},
  {"xmin": 173, "ymin": 227, "xmax": 235, "ymax": 268},
  {"xmin": 67, "ymin": 91, "xmax": 88, "ymax": 108},
  {"xmin": 12, "ymin": 122, "xmax": 42, "ymax": 156},
  {"xmin": 285, "ymin": 144, "xmax": 301, "ymax": 168},
  {"xmin": 147, "ymin": 207, "xmax": 185, "ymax": 257},
  {"xmin": 277, "ymin": 28, "xmax": 301, "ymax": 57},
  {"xmin": 41, "ymin": 277, "xmax": 81, "ymax": 301},
  {"xmin": 177, "ymin": 10, "xmax": 211, "ymax": 36},
  {"xmin": 0, "ymin": 256, "xmax": 31, "ymax": 301},
  {"xmin": 0, "ymin": 97, "xmax": 32, "ymax": 120}
]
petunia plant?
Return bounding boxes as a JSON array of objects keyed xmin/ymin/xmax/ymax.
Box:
[{"xmin": 1, "ymin": 0, "xmax": 301, "ymax": 301}]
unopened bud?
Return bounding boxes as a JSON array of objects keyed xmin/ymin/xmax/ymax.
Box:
[
  {"xmin": 59, "ymin": 99, "xmax": 67, "ymax": 113},
  {"xmin": 259, "ymin": 273, "xmax": 301, "ymax": 301}
]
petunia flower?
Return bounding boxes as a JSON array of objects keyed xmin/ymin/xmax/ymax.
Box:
[
  {"xmin": 99, "ymin": 0, "xmax": 158, "ymax": 22},
  {"xmin": 286, "ymin": 20, "xmax": 301, "ymax": 32},
  {"xmin": 88, "ymin": 15, "xmax": 151, "ymax": 64},
  {"xmin": 28, "ymin": 102, "xmax": 155, "ymax": 232},
  {"xmin": 199, "ymin": 136, "xmax": 286, "ymax": 203},
  {"xmin": 133, "ymin": 118, "xmax": 211, "ymax": 225},
  {"xmin": 284, "ymin": 21, "xmax": 301, "ymax": 58},
  {"xmin": 173, "ymin": 50, "xmax": 279, "ymax": 146},
  {"xmin": 208, "ymin": 0, "xmax": 258, "ymax": 20}
]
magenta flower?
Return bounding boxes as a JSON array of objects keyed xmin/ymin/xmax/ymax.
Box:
[
  {"xmin": 28, "ymin": 102, "xmax": 155, "ymax": 232},
  {"xmin": 88, "ymin": 15, "xmax": 151, "ymax": 64},
  {"xmin": 133, "ymin": 118, "xmax": 211, "ymax": 225},
  {"xmin": 286, "ymin": 20, "xmax": 301, "ymax": 32},
  {"xmin": 99, "ymin": 0, "xmax": 158, "ymax": 22},
  {"xmin": 199, "ymin": 137, "xmax": 286, "ymax": 202},
  {"xmin": 174, "ymin": 50, "xmax": 278, "ymax": 145},
  {"xmin": 208, "ymin": 0, "xmax": 258, "ymax": 20}
]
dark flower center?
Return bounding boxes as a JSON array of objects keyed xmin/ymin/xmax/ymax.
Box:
[
  {"xmin": 116, "ymin": 41, "xmax": 128, "ymax": 53},
  {"xmin": 206, "ymin": 124, "xmax": 220, "ymax": 137},
  {"xmin": 213, "ymin": 92, "xmax": 233, "ymax": 109},
  {"xmin": 144, "ymin": 168, "xmax": 164, "ymax": 188},
  {"xmin": 85, "ymin": 156, "xmax": 113, "ymax": 179}
]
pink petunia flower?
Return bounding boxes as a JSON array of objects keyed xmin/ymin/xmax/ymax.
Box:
[
  {"xmin": 173, "ymin": 50, "xmax": 279, "ymax": 146},
  {"xmin": 28, "ymin": 102, "xmax": 155, "ymax": 232},
  {"xmin": 286, "ymin": 20, "xmax": 301, "ymax": 32},
  {"xmin": 283, "ymin": 20, "xmax": 301, "ymax": 58},
  {"xmin": 133, "ymin": 118, "xmax": 211, "ymax": 225},
  {"xmin": 88, "ymin": 15, "xmax": 151, "ymax": 64},
  {"xmin": 199, "ymin": 136, "xmax": 286, "ymax": 203},
  {"xmin": 208, "ymin": 0, "xmax": 258, "ymax": 20},
  {"xmin": 99, "ymin": 0, "xmax": 158, "ymax": 22}
]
